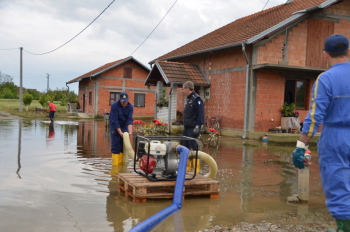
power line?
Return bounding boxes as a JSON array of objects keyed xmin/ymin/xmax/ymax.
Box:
[
  {"xmin": 245, "ymin": 0, "xmax": 270, "ymax": 29},
  {"xmin": 130, "ymin": 0, "xmax": 178, "ymax": 56},
  {"xmin": 0, "ymin": 47, "xmax": 19, "ymax": 50},
  {"xmin": 24, "ymin": 0, "xmax": 115, "ymax": 56}
]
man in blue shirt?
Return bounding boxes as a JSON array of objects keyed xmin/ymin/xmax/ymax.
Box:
[
  {"xmin": 109, "ymin": 92, "xmax": 133, "ymax": 165},
  {"xmin": 292, "ymin": 34, "xmax": 350, "ymax": 232},
  {"xmin": 181, "ymin": 81, "xmax": 204, "ymax": 150}
]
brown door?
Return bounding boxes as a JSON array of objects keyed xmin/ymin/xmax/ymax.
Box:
[{"xmin": 82, "ymin": 94, "xmax": 85, "ymax": 113}]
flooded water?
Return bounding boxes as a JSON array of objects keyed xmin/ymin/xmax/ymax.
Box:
[{"xmin": 0, "ymin": 119, "xmax": 332, "ymax": 232}]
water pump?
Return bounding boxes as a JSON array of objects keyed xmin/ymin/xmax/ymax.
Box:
[{"xmin": 134, "ymin": 135, "xmax": 199, "ymax": 181}]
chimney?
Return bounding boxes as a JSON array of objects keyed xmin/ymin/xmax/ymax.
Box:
[{"xmin": 285, "ymin": 0, "xmax": 295, "ymax": 4}]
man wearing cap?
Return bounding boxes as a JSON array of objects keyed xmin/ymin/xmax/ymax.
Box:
[
  {"xmin": 47, "ymin": 101, "xmax": 56, "ymax": 122},
  {"xmin": 292, "ymin": 34, "xmax": 350, "ymax": 232},
  {"xmin": 109, "ymin": 92, "xmax": 133, "ymax": 165}
]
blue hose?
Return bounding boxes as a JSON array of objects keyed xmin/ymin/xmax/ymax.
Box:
[{"xmin": 129, "ymin": 145, "xmax": 190, "ymax": 232}]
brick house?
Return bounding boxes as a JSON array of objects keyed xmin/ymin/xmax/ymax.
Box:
[
  {"xmin": 67, "ymin": 56, "xmax": 155, "ymax": 117},
  {"xmin": 145, "ymin": 61, "xmax": 210, "ymax": 124},
  {"xmin": 148, "ymin": 0, "xmax": 350, "ymax": 137}
]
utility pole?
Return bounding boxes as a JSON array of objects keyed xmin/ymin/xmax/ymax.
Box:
[
  {"xmin": 46, "ymin": 73, "xmax": 50, "ymax": 92},
  {"xmin": 19, "ymin": 47, "xmax": 23, "ymax": 112}
]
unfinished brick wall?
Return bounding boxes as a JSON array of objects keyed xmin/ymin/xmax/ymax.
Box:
[
  {"xmin": 334, "ymin": 19, "xmax": 350, "ymax": 37},
  {"xmin": 255, "ymin": 70, "xmax": 285, "ymax": 131},
  {"xmin": 174, "ymin": 48, "xmax": 249, "ymax": 130},
  {"xmin": 287, "ymin": 20, "xmax": 308, "ymax": 67},
  {"xmin": 257, "ymin": 34, "xmax": 285, "ymax": 65},
  {"xmin": 327, "ymin": 0, "xmax": 350, "ymax": 15}
]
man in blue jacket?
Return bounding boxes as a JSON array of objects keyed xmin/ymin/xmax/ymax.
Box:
[
  {"xmin": 292, "ymin": 34, "xmax": 350, "ymax": 232},
  {"xmin": 181, "ymin": 81, "xmax": 204, "ymax": 150},
  {"xmin": 109, "ymin": 92, "xmax": 133, "ymax": 165}
]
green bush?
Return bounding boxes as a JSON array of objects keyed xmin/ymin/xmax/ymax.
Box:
[
  {"xmin": 280, "ymin": 102, "xmax": 296, "ymax": 117},
  {"xmin": 23, "ymin": 92, "xmax": 34, "ymax": 110}
]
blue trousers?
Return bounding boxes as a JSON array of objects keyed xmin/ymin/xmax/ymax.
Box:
[
  {"xmin": 181, "ymin": 127, "xmax": 198, "ymax": 151},
  {"xmin": 49, "ymin": 111, "xmax": 55, "ymax": 121},
  {"xmin": 318, "ymin": 127, "xmax": 350, "ymax": 219},
  {"xmin": 110, "ymin": 127, "xmax": 127, "ymax": 154}
]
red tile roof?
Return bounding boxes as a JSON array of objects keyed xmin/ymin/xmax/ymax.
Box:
[
  {"xmin": 145, "ymin": 61, "xmax": 209, "ymax": 86},
  {"xmin": 152, "ymin": 0, "xmax": 333, "ymax": 62},
  {"xmin": 67, "ymin": 56, "xmax": 150, "ymax": 84}
]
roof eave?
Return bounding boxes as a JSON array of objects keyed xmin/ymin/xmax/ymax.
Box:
[{"xmin": 144, "ymin": 61, "xmax": 170, "ymax": 86}]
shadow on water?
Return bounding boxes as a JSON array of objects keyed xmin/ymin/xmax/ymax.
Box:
[{"xmin": 0, "ymin": 120, "xmax": 333, "ymax": 232}]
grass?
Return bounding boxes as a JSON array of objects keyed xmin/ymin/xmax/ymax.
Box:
[
  {"xmin": 0, "ymin": 99, "xmax": 69, "ymax": 119},
  {"xmin": 0, "ymin": 99, "xmax": 66, "ymax": 111}
]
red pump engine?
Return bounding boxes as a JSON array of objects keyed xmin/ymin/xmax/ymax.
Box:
[{"xmin": 139, "ymin": 155, "xmax": 156, "ymax": 174}]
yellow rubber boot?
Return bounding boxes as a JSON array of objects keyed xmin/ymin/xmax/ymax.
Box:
[
  {"xmin": 192, "ymin": 159, "xmax": 200, "ymax": 173},
  {"xmin": 186, "ymin": 160, "xmax": 192, "ymax": 172},
  {"xmin": 112, "ymin": 153, "xmax": 123, "ymax": 165}
]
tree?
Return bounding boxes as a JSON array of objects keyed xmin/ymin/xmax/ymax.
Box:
[
  {"xmin": 0, "ymin": 71, "xmax": 14, "ymax": 84},
  {"xmin": 23, "ymin": 92, "xmax": 33, "ymax": 110},
  {"xmin": 0, "ymin": 81, "xmax": 18, "ymax": 99},
  {"xmin": 39, "ymin": 93, "xmax": 54, "ymax": 108},
  {"xmin": 26, "ymin": 89, "xmax": 40, "ymax": 100}
]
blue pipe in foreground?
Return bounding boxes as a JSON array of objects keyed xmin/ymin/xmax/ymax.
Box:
[{"xmin": 129, "ymin": 145, "xmax": 190, "ymax": 232}]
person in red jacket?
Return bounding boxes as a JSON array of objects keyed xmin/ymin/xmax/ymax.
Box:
[{"xmin": 47, "ymin": 101, "xmax": 56, "ymax": 122}]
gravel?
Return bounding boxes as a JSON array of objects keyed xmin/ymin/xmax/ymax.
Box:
[{"xmin": 196, "ymin": 220, "xmax": 335, "ymax": 232}]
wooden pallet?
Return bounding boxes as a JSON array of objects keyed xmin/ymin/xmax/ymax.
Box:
[{"xmin": 117, "ymin": 172, "xmax": 219, "ymax": 202}]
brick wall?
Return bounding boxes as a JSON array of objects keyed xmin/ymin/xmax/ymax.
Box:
[
  {"xmin": 327, "ymin": 0, "xmax": 350, "ymax": 15},
  {"xmin": 287, "ymin": 21, "xmax": 308, "ymax": 67},
  {"xmin": 257, "ymin": 34, "xmax": 285, "ymax": 65},
  {"xmin": 255, "ymin": 70, "xmax": 285, "ymax": 131}
]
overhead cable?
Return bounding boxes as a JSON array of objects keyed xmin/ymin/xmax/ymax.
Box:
[
  {"xmin": 24, "ymin": 0, "xmax": 115, "ymax": 55},
  {"xmin": 245, "ymin": 0, "xmax": 270, "ymax": 29},
  {"xmin": 130, "ymin": 0, "xmax": 178, "ymax": 56},
  {"xmin": 0, "ymin": 48, "xmax": 19, "ymax": 50}
]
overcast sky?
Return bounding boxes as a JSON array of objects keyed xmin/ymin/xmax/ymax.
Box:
[{"xmin": 0, "ymin": 0, "xmax": 286, "ymax": 93}]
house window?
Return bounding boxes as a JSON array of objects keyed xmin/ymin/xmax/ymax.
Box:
[
  {"xmin": 123, "ymin": 67, "xmax": 133, "ymax": 78},
  {"xmin": 89, "ymin": 92, "xmax": 92, "ymax": 105},
  {"xmin": 134, "ymin": 93, "xmax": 145, "ymax": 107},
  {"xmin": 284, "ymin": 80, "xmax": 308, "ymax": 109},
  {"xmin": 110, "ymin": 92, "xmax": 120, "ymax": 105}
]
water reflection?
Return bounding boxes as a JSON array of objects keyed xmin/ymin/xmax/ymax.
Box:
[
  {"xmin": 0, "ymin": 120, "xmax": 330, "ymax": 232},
  {"xmin": 16, "ymin": 119, "xmax": 22, "ymax": 179}
]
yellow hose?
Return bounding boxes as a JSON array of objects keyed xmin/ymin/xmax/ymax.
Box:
[
  {"xmin": 123, "ymin": 132, "xmax": 135, "ymax": 162},
  {"xmin": 189, "ymin": 151, "xmax": 218, "ymax": 179},
  {"xmin": 122, "ymin": 133, "xmax": 218, "ymax": 179}
]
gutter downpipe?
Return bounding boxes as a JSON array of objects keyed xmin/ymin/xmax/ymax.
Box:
[
  {"xmin": 242, "ymin": 42, "xmax": 249, "ymax": 139},
  {"xmin": 168, "ymin": 83, "xmax": 174, "ymax": 133},
  {"xmin": 89, "ymin": 77, "xmax": 96, "ymax": 117},
  {"xmin": 147, "ymin": 85, "xmax": 158, "ymax": 119},
  {"xmin": 66, "ymin": 83, "xmax": 70, "ymax": 103}
]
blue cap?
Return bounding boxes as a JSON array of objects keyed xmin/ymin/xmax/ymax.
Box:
[
  {"xmin": 324, "ymin": 34, "xmax": 349, "ymax": 53},
  {"xmin": 120, "ymin": 92, "xmax": 129, "ymax": 101}
]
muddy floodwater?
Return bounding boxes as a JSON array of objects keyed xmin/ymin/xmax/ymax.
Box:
[{"xmin": 0, "ymin": 119, "xmax": 334, "ymax": 232}]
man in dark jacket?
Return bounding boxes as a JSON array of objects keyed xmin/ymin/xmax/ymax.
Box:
[
  {"xmin": 109, "ymin": 92, "xmax": 133, "ymax": 165},
  {"xmin": 181, "ymin": 81, "xmax": 204, "ymax": 150}
]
